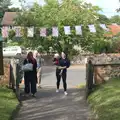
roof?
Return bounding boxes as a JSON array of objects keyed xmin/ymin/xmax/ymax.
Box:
[
  {"xmin": 108, "ymin": 24, "xmax": 120, "ymax": 36},
  {"xmin": 1, "ymin": 12, "xmax": 17, "ymax": 26}
]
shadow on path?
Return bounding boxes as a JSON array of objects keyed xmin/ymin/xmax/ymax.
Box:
[{"xmin": 15, "ymin": 88, "xmax": 89, "ymax": 120}]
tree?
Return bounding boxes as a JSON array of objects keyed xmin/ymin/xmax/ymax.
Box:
[
  {"xmin": 110, "ymin": 15, "xmax": 120, "ymax": 24},
  {"xmin": 0, "ymin": 0, "xmax": 11, "ymax": 23},
  {"xmin": 15, "ymin": 0, "xmax": 106, "ymax": 56},
  {"xmin": 98, "ymin": 14, "xmax": 111, "ymax": 24}
]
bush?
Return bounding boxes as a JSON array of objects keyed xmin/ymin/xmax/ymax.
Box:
[{"xmin": 88, "ymin": 79, "xmax": 120, "ymax": 120}]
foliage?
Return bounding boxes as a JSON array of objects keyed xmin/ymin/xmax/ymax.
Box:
[
  {"xmin": 88, "ymin": 79, "xmax": 120, "ymax": 120},
  {"xmin": 0, "ymin": 0, "xmax": 11, "ymax": 23},
  {"xmin": 110, "ymin": 15, "xmax": 120, "ymax": 24},
  {"xmin": 0, "ymin": 87, "xmax": 18, "ymax": 120},
  {"xmin": 15, "ymin": 0, "xmax": 107, "ymax": 55},
  {"xmin": 98, "ymin": 14, "xmax": 111, "ymax": 24},
  {"xmin": 8, "ymin": 29, "xmax": 16, "ymax": 39}
]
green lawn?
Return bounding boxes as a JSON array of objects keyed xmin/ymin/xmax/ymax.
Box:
[
  {"xmin": 88, "ymin": 79, "xmax": 120, "ymax": 120},
  {"xmin": 0, "ymin": 87, "xmax": 19, "ymax": 120}
]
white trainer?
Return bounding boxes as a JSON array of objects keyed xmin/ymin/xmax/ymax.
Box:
[
  {"xmin": 56, "ymin": 89, "xmax": 59, "ymax": 93},
  {"xmin": 64, "ymin": 91, "xmax": 68, "ymax": 95}
]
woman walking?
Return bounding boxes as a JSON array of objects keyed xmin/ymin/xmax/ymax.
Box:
[
  {"xmin": 23, "ymin": 52, "xmax": 37, "ymax": 97},
  {"xmin": 53, "ymin": 53, "xmax": 61, "ymax": 92},
  {"xmin": 56, "ymin": 52, "xmax": 70, "ymax": 95},
  {"xmin": 33, "ymin": 50, "xmax": 42, "ymax": 88}
]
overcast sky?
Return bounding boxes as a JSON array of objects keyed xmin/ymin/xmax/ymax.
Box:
[{"xmin": 10, "ymin": 0, "xmax": 120, "ymax": 17}]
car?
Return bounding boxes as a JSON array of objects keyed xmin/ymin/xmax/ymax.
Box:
[{"xmin": 3, "ymin": 46, "xmax": 27, "ymax": 57}]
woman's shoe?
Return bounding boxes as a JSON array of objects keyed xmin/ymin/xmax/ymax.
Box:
[
  {"xmin": 32, "ymin": 93, "xmax": 36, "ymax": 97},
  {"xmin": 64, "ymin": 91, "xmax": 68, "ymax": 96}
]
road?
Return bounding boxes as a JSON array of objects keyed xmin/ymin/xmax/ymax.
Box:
[{"xmin": 16, "ymin": 65, "xmax": 90, "ymax": 120}]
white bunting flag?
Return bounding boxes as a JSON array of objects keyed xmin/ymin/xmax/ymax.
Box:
[
  {"xmin": 88, "ymin": 25, "xmax": 96, "ymax": 33},
  {"xmin": 64, "ymin": 26, "xmax": 71, "ymax": 35},
  {"xmin": 100, "ymin": 24, "xmax": 109, "ymax": 31},
  {"xmin": 75, "ymin": 25, "xmax": 82, "ymax": 35},
  {"xmin": 52, "ymin": 27, "xmax": 59, "ymax": 37},
  {"xmin": 2, "ymin": 26, "xmax": 9, "ymax": 38},
  {"xmin": 40, "ymin": 28, "xmax": 46, "ymax": 37},
  {"xmin": 27, "ymin": 27, "xmax": 34, "ymax": 37},
  {"xmin": 14, "ymin": 26, "xmax": 22, "ymax": 37}
]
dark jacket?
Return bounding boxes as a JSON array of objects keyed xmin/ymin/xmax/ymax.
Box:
[
  {"xmin": 23, "ymin": 58, "xmax": 37, "ymax": 81},
  {"xmin": 59, "ymin": 58, "xmax": 70, "ymax": 73}
]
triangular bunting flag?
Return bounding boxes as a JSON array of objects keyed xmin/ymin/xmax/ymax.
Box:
[
  {"xmin": 2, "ymin": 26, "xmax": 9, "ymax": 38},
  {"xmin": 27, "ymin": 27, "xmax": 34, "ymax": 37},
  {"xmin": 88, "ymin": 25, "xmax": 96, "ymax": 33},
  {"xmin": 64, "ymin": 26, "xmax": 71, "ymax": 35},
  {"xmin": 52, "ymin": 27, "xmax": 59, "ymax": 37},
  {"xmin": 100, "ymin": 24, "xmax": 109, "ymax": 31},
  {"xmin": 40, "ymin": 28, "xmax": 46, "ymax": 37},
  {"xmin": 14, "ymin": 26, "xmax": 22, "ymax": 37},
  {"xmin": 75, "ymin": 25, "xmax": 82, "ymax": 35}
]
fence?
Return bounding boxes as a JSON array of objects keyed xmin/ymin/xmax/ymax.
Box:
[
  {"xmin": 86, "ymin": 59, "xmax": 120, "ymax": 98},
  {"xmin": 0, "ymin": 58, "xmax": 23, "ymax": 101}
]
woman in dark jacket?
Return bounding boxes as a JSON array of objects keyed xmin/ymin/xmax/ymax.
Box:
[
  {"xmin": 23, "ymin": 52, "xmax": 37, "ymax": 97},
  {"xmin": 57, "ymin": 52, "xmax": 70, "ymax": 95}
]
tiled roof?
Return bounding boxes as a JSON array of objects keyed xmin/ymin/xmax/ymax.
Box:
[
  {"xmin": 1, "ymin": 12, "xmax": 17, "ymax": 26},
  {"xmin": 106, "ymin": 24, "xmax": 120, "ymax": 37}
]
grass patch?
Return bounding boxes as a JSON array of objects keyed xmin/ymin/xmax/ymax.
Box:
[
  {"xmin": 88, "ymin": 79, "xmax": 120, "ymax": 120},
  {"xmin": 0, "ymin": 87, "xmax": 19, "ymax": 120},
  {"xmin": 76, "ymin": 83, "xmax": 85, "ymax": 88}
]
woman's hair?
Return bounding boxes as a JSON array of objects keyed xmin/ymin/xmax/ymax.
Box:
[{"xmin": 27, "ymin": 52, "xmax": 33, "ymax": 60}]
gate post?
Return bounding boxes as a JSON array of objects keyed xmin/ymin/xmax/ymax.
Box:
[{"xmin": 86, "ymin": 60, "xmax": 94, "ymax": 99}]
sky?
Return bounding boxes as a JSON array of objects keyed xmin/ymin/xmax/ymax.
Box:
[{"xmin": 10, "ymin": 0, "xmax": 120, "ymax": 18}]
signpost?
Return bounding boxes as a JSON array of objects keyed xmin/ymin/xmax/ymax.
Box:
[{"xmin": 0, "ymin": 35, "xmax": 4, "ymax": 75}]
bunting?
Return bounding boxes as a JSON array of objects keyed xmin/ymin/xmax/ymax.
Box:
[
  {"xmin": 88, "ymin": 25, "xmax": 96, "ymax": 33},
  {"xmin": 75, "ymin": 25, "xmax": 82, "ymax": 35},
  {"xmin": 64, "ymin": 26, "xmax": 71, "ymax": 35},
  {"xmin": 27, "ymin": 27, "xmax": 34, "ymax": 37},
  {"xmin": 1, "ymin": 24, "xmax": 114, "ymax": 38},
  {"xmin": 52, "ymin": 27, "xmax": 59, "ymax": 37},
  {"xmin": 40, "ymin": 28, "xmax": 46, "ymax": 37},
  {"xmin": 2, "ymin": 26, "xmax": 9, "ymax": 38}
]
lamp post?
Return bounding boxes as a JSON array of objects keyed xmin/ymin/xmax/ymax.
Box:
[{"xmin": 0, "ymin": 35, "xmax": 4, "ymax": 75}]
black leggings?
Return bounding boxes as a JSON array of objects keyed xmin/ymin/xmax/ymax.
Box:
[
  {"xmin": 24, "ymin": 78, "xmax": 37, "ymax": 94},
  {"xmin": 56, "ymin": 71, "xmax": 67, "ymax": 91}
]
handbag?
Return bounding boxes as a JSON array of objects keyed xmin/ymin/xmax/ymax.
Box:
[{"xmin": 22, "ymin": 61, "xmax": 33, "ymax": 72}]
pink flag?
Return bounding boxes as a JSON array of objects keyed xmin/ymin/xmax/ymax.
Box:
[
  {"xmin": 2, "ymin": 26, "xmax": 9, "ymax": 38},
  {"xmin": 40, "ymin": 28, "xmax": 46, "ymax": 37}
]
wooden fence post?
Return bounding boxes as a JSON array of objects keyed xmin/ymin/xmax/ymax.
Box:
[
  {"xmin": 86, "ymin": 60, "xmax": 94, "ymax": 99},
  {"xmin": 0, "ymin": 42, "xmax": 4, "ymax": 75}
]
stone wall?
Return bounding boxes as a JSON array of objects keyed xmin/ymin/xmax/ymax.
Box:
[
  {"xmin": 0, "ymin": 63, "xmax": 10, "ymax": 86},
  {"xmin": 89, "ymin": 53, "xmax": 120, "ymax": 84}
]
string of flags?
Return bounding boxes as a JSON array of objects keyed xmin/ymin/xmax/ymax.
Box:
[{"xmin": 1, "ymin": 24, "xmax": 108, "ymax": 38}]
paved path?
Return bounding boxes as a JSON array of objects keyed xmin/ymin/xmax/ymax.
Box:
[{"xmin": 15, "ymin": 66, "xmax": 90, "ymax": 120}]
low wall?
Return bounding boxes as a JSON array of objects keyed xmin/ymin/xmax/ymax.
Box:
[
  {"xmin": 0, "ymin": 63, "xmax": 10, "ymax": 86},
  {"xmin": 89, "ymin": 53, "xmax": 120, "ymax": 84}
]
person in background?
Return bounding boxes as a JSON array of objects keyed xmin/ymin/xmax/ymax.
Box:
[
  {"xmin": 23, "ymin": 52, "xmax": 37, "ymax": 97},
  {"xmin": 33, "ymin": 50, "xmax": 42, "ymax": 88},
  {"xmin": 53, "ymin": 53, "xmax": 61, "ymax": 93},
  {"xmin": 57, "ymin": 52, "xmax": 70, "ymax": 95}
]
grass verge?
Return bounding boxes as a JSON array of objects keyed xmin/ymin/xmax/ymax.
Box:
[
  {"xmin": 0, "ymin": 87, "xmax": 19, "ymax": 120},
  {"xmin": 88, "ymin": 79, "xmax": 120, "ymax": 120}
]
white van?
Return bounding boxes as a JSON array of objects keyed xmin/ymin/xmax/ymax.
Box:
[{"xmin": 3, "ymin": 46, "xmax": 27, "ymax": 57}]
